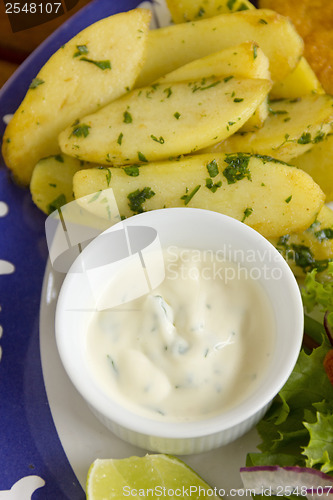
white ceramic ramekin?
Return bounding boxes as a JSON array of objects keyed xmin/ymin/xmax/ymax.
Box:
[{"xmin": 55, "ymin": 208, "xmax": 304, "ymax": 455}]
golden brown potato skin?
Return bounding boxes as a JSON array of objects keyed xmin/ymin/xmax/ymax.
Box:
[{"xmin": 259, "ymin": 0, "xmax": 333, "ymax": 95}]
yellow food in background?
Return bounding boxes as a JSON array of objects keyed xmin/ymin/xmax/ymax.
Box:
[
  {"xmin": 73, "ymin": 153, "xmax": 325, "ymax": 238},
  {"xmin": 259, "ymin": 0, "xmax": 333, "ymax": 96},
  {"xmin": 166, "ymin": 0, "xmax": 254, "ymax": 23},
  {"xmin": 270, "ymin": 57, "xmax": 324, "ymax": 99},
  {"xmin": 2, "ymin": 8, "xmax": 151, "ymax": 185},
  {"xmin": 291, "ymin": 135, "xmax": 333, "ymax": 203},
  {"xmin": 58, "ymin": 77, "xmax": 271, "ymax": 166}
]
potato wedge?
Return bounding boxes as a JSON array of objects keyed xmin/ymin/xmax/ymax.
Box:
[
  {"xmin": 2, "ymin": 8, "xmax": 151, "ymax": 185},
  {"xmin": 270, "ymin": 57, "xmax": 324, "ymax": 99},
  {"xmin": 135, "ymin": 9, "xmax": 303, "ymax": 87},
  {"xmin": 166, "ymin": 0, "xmax": 254, "ymax": 23},
  {"xmin": 59, "ymin": 77, "xmax": 271, "ymax": 166},
  {"xmin": 291, "ymin": 134, "xmax": 333, "ymax": 203},
  {"xmin": 73, "ymin": 153, "xmax": 325, "ymax": 238},
  {"xmin": 269, "ymin": 205, "xmax": 333, "ymax": 277},
  {"xmin": 158, "ymin": 42, "xmax": 271, "ymax": 131},
  {"xmin": 30, "ymin": 154, "xmax": 92, "ymax": 214},
  {"xmin": 206, "ymin": 94, "xmax": 333, "ymax": 162}
]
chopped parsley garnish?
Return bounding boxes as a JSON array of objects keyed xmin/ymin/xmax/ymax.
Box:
[
  {"xmin": 54, "ymin": 154, "xmax": 64, "ymax": 163},
  {"xmin": 223, "ymin": 75, "xmax": 234, "ymax": 83},
  {"xmin": 313, "ymin": 131, "xmax": 326, "ymax": 143},
  {"xmin": 259, "ymin": 18, "xmax": 268, "ymax": 24},
  {"xmin": 253, "ymin": 45, "xmax": 258, "ymax": 60},
  {"xmin": 233, "ymin": 97, "xmax": 244, "ymax": 103},
  {"xmin": 223, "ymin": 153, "xmax": 252, "ymax": 184},
  {"xmin": 164, "ymin": 87, "xmax": 172, "ymax": 98},
  {"xmin": 297, "ymin": 132, "xmax": 312, "ymax": 145},
  {"xmin": 285, "ymin": 195, "xmax": 293, "ymax": 203},
  {"xmin": 196, "ymin": 6, "xmax": 205, "ymax": 17},
  {"xmin": 268, "ymin": 106, "xmax": 288, "ymax": 115},
  {"xmin": 241, "ymin": 207, "xmax": 253, "ymax": 222},
  {"xmin": 174, "ymin": 112, "xmax": 181, "ymax": 119},
  {"xmin": 138, "ymin": 151, "xmax": 148, "ymax": 162},
  {"xmin": 98, "ymin": 166, "xmax": 111, "ymax": 186},
  {"xmin": 276, "ymin": 239, "xmax": 331, "ymax": 273},
  {"xmin": 117, "ymin": 132, "xmax": 123, "ymax": 145},
  {"xmin": 314, "ymin": 228, "xmax": 333, "ymax": 242},
  {"xmin": 181, "ymin": 185, "xmax": 201, "ymax": 205},
  {"xmin": 128, "ymin": 187, "xmax": 155, "ymax": 213},
  {"xmin": 237, "ymin": 3, "xmax": 249, "ymax": 10},
  {"xmin": 70, "ymin": 123, "xmax": 91, "ymax": 138},
  {"xmin": 49, "ymin": 183, "xmax": 57, "ymax": 188},
  {"xmin": 205, "ymin": 178, "xmax": 222, "ymax": 193},
  {"xmin": 151, "ymin": 135, "xmax": 165, "ymax": 144},
  {"xmin": 79, "ymin": 57, "xmax": 111, "ymax": 70},
  {"xmin": 47, "ymin": 194, "xmax": 66, "ymax": 214},
  {"xmin": 29, "ymin": 77, "xmax": 44, "ymax": 89},
  {"xmin": 227, "ymin": 0, "xmax": 236, "ymax": 9},
  {"xmin": 124, "ymin": 165, "xmax": 140, "ymax": 177},
  {"xmin": 206, "ymin": 159, "xmax": 219, "ymax": 177},
  {"xmin": 123, "ymin": 111, "xmax": 133, "ymax": 123},
  {"xmin": 73, "ymin": 44, "xmax": 89, "ymax": 57}
]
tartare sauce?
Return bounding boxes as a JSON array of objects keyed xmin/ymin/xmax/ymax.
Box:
[{"xmin": 85, "ymin": 247, "xmax": 275, "ymax": 421}]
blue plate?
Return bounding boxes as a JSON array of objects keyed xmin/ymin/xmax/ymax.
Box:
[{"xmin": 0, "ymin": 1, "xmax": 149, "ymax": 498}]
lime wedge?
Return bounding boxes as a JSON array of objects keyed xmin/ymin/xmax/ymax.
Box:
[{"xmin": 86, "ymin": 454, "xmax": 221, "ymax": 499}]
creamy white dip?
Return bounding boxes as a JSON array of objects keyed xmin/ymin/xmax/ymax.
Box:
[{"xmin": 85, "ymin": 247, "xmax": 275, "ymax": 422}]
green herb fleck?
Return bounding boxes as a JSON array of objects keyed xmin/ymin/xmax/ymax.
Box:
[
  {"xmin": 233, "ymin": 97, "xmax": 244, "ymax": 102},
  {"xmin": 70, "ymin": 123, "xmax": 91, "ymax": 138},
  {"xmin": 285, "ymin": 195, "xmax": 292, "ymax": 203},
  {"xmin": 206, "ymin": 159, "xmax": 219, "ymax": 178},
  {"xmin": 151, "ymin": 135, "xmax": 165, "ymax": 144},
  {"xmin": 313, "ymin": 131, "xmax": 326, "ymax": 144},
  {"xmin": 124, "ymin": 165, "xmax": 140, "ymax": 177},
  {"xmin": 181, "ymin": 185, "xmax": 201, "ymax": 205},
  {"xmin": 47, "ymin": 194, "xmax": 66, "ymax": 214},
  {"xmin": 314, "ymin": 228, "xmax": 333, "ymax": 242},
  {"xmin": 259, "ymin": 18, "xmax": 268, "ymax": 24},
  {"xmin": 223, "ymin": 75, "xmax": 234, "ymax": 83},
  {"xmin": 223, "ymin": 153, "xmax": 251, "ymax": 184},
  {"xmin": 138, "ymin": 151, "xmax": 148, "ymax": 162},
  {"xmin": 54, "ymin": 154, "xmax": 64, "ymax": 163},
  {"xmin": 164, "ymin": 87, "xmax": 172, "ymax": 98},
  {"xmin": 227, "ymin": 0, "xmax": 236, "ymax": 10},
  {"xmin": 79, "ymin": 57, "xmax": 111, "ymax": 70},
  {"xmin": 253, "ymin": 45, "xmax": 258, "ymax": 60},
  {"xmin": 196, "ymin": 6, "xmax": 205, "ymax": 17},
  {"xmin": 298, "ymin": 132, "xmax": 312, "ymax": 145},
  {"xmin": 73, "ymin": 44, "xmax": 88, "ymax": 57},
  {"xmin": 107, "ymin": 355, "xmax": 118, "ymax": 374},
  {"xmin": 29, "ymin": 77, "xmax": 44, "ymax": 89},
  {"xmin": 205, "ymin": 178, "xmax": 222, "ymax": 193},
  {"xmin": 117, "ymin": 132, "xmax": 123, "ymax": 145},
  {"xmin": 49, "ymin": 183, "xmax": 57, "ymax": 188},
  {"xmin": 237, "ymin": 2, "xmax": 249, "ymax": 10},
  {"xmin": 128, "ymin": 187, "xmax": 155, "ymax": 213},
  {"xmin": 174, "ymin": 112, "xmax": 181, "ymax": 119},
  {"xmin": 241, "ymin": 207, "xmax": 253, "ymax": 222},
  {"xmin": 123, "ymin": 111, "xmax": 133, "ymax": 123}
]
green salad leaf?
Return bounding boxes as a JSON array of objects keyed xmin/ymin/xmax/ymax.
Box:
[{"xmin": 246, "ymin": 264, "xmax": 333, "ymax": 477}]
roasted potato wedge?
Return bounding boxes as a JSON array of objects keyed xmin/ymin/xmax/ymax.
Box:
[
  {"xmin": 291, "ymin": 134, "xmax": 333, "ymax": 203},
  {"xmin": 158, "ymin": 42, "xmax": 271, "ymax": 131},
  {"xmin": 205, "ymin": 94, "xmax": 333, "ymax": 162},
  {"xmin": 166, "ymin": 0, "xmax": 255, "ymax": 23},
  {"xmin": 270, "ymin": 205, "xmax": 333, "ymax": 277},
  {"xmin": 30, "ymin": 154, "xmax": 92, "ymax": 214},
  {"xmin": 59, "ymin": 77, "xmax": 271, "ymax": 166},
  {"xmin": 73, "ymin": 153, "xmax": 325, "ymax": 238},
  {"xmin": 2, "ymin": 8, "xmax": 151, "ymax": 185},
  {"xmin": 270, "ymin": 57, "xmax": 324, "ymax": 99},
  {"xmin": 135, "ymin": 9, "xmax": 303, "ymax": 87}
]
